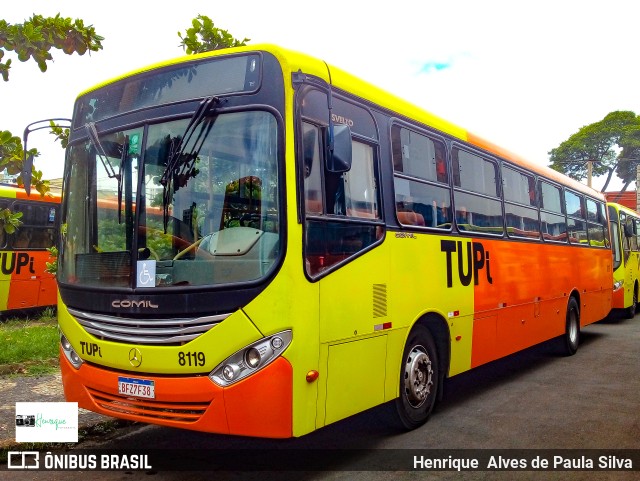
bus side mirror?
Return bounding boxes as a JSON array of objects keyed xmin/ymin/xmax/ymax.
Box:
[
  {"xmin": 22, "ymin": 118, "xmax": 72, "ymax": 196},
  {"xmin": 326, "ymin": 123, "xmax": 352, "ymax": 173},
  {"xmin": 22, "ymin": 153, "xmax": 34, "ymax": 196}
]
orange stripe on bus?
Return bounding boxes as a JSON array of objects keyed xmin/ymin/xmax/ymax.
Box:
[{"xmin": 471, "ymin": 239, "xmax": 611, "ymax": 367}]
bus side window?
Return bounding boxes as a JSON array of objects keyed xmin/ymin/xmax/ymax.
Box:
[
  {"xmin": 301, "ymin": 121, "xmax": 382, "ymax": 277},
  {"xmin": 29, "ymin": 228, "xmax": 56, "ymax": 249},
  {"xmin": 619, "ymin": 212, "xmax": 631, "ymax": 255},
  {"xmin": 539, "ymin": 181, "xmax": 567, "ymax": 242},
  {"xmin": 452, "ymin": 147, "xmax": 503, "ymax": 235},
  {"xmin": 503, "ymin": 166, "xmax": 540, "ymax": 240},
  {"xmin": 628, "ymin": 217, "xmax": 638, "ymax": 252},
  {"xmin": 565, "ymin": 190, "xmax": 587, "ymax": 244},
  {"xmin": 13, "ymin": 229, "xmax": 32, "ymax": 248},
  {"xmin": 586, "ymin": 199, "xmax": 609, "ymax": 248},
  {"xmin": 391, "ymin": 124, "xmax": 451, "ymax": 229},
  {"xmin": 344, "ymin": 142, "xmax": 378, "ymax": 219},
  {"xmin": 302, "ymin": 122, "xmax": 324, "ymax": 215}
]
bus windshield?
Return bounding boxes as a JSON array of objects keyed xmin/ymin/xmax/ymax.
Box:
[{"xmin": 59, "ymin": 110, "xmax": 281, "ymax": 289}]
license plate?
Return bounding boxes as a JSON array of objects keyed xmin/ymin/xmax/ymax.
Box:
[{"xmin": 118, "ymin": 376, "xmax": 155, "ymax": 399}]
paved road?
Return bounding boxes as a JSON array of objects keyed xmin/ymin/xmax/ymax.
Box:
[
  {"xmin": 0, "ymin": 373, "xmax": 112, "ymax": 446},
  {"xmin": 1, "ymin": 312, "xmax": 639, "ymax": 480}
]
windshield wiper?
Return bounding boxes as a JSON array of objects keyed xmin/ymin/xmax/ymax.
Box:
[
  {"xmin": 117, "ymin": 137, "xmax": 130, "ymax": 225},
  {"xmin": 159, "ymin": 96, "xmax": 220, "ymax": 232},
  {"xmin": 86, "ymin": 122, "xmax": 119, "ymax": 179},
  {"xmin": 85, "ymin": 122, "xmax": 127, "ymax": 224}
]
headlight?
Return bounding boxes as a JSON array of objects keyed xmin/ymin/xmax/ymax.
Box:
[
  {"xmin": 245, "ymin": 348, "xmax": 261, "ymax": 368},
  {"xmin": 222, "ymin": 364, "xmax": 240, "ymax": 381},
  {"xmin": 613, "ymin": 280, "xmax": 624, "ymax": 290},
  {"xmin": 60, "ymin": 332, "xmax": 84, "ymax": 369},
  {"xmin": 209, "ymin": 330, "xmax": 292, "ymax": 387}
]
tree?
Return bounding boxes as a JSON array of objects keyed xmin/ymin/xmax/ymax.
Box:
[
  {"xmin": 0, "ymin": 129, "xmax": 38, "ymax": 232},
  {"xmin": 178, "ymin": 15, "xmax": 249, "ymax": 54},
  {"xmin": 0, "ymin": 14, "xmax": 103, "ymax": 233},
  {"xmin": 548, "ymin": 111, "xmax": 640, "ymax": 192},
  {"xmin": 0, "ymin": 14, "xmax": 103, "ymax": 184},
  {"xmin": 0, "ymin": 14, "xmax": 103, "ymax": 81}
]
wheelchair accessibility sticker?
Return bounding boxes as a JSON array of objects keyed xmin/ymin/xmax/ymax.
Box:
[{"xmin": 137, "ymin": 260, "xmax": 156, "ymax": 288}]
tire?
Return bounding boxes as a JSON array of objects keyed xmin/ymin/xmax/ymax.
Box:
[
  {"xmin": 624, "ymin": 287, "xmax": 638, "ymax": 319},
  {"xmin": 562, "ymin": 297, "xmax": 580, "ymax": 356},
  {"xmin": 395, "ymin": 325, "xmax": 439, "ymax": 430}
]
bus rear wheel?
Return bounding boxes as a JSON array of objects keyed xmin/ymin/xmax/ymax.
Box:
[
  {"xmin": 562, "ymin": 297, "xmax": 580, "ymax": 356},
  {"xmin": 395, "ymin": 325, "xmax": 439, "ymax": 430}
]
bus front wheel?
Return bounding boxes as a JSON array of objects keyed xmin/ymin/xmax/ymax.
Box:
[
  {"xmin": 395, "ymin": 325, "xmax": 439, "ymax": 430},
  {"xmin": 562, "ymin": 297, "xmax": 580, "ymax": 356}
]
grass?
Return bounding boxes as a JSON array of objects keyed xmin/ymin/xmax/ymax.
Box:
[{"xmin": 0, "ymin": 307, "xmax": 59, "ymax": 375}]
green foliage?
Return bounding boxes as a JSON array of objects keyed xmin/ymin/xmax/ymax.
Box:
[
  {"xmin": 548, "ymin": 111, "xmax": 640, "ymax": 191},
  {"xmin": 0, "ymin": 129, "xmax": 36, "ymax": 176},
  {"xmin": 0, "ymin": 207, "xmax": 22, "ymax": 234},
  {"xmin": 49, "ymin": 120, "xmax": 69, "ymax": 149},
  {"xmin": 0, "ymin": 14, "xmax": 104, "ymax": 81},
  {"xmin": 0, "ymin": 129, "xmax": 49, "ymax": 196},
  {"xmin": 178, "ymin": 15, "xmax": 249, "ymax": 54},
  {"xmin": 45, "ymin": 245, "xmax": 58, "ymax": 275}
]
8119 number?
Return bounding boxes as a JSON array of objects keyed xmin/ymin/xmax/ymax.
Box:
[{"xmin": 178, "ymin": 351, "xmax": 206, "ymax": 367}]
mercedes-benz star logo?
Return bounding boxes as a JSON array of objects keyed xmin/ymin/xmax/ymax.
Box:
[{"xmin": 128, "ymin": 348, "xmax": 142, "ymax": 367}]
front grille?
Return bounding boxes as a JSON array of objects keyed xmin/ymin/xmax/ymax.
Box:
[
  {"xmin": 87, "ymin": 387, "xmax": 208, "ymax": 423},
  {"xmin": 68, "ymin": 308, "xmax": 230, "ymax": 345}
]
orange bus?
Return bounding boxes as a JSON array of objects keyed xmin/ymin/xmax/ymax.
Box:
[
  {"xmin": 0, "ymin": 184, "xmax": 60, "ymax": 315},
  {"xmin": 42, "ymin": 45, "xmax": 613, "ymax": 437}
]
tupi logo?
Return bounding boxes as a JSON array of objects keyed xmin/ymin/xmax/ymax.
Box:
[
  {"xmin": 441, "ymin": 240, "xmax": 493, "ymax": 288},
  {"xmin": 1, "ymin": 252, "xmax": 35, "ymax": 275},
  {"xmin": 79, "ymin": 341, "xmax": 102, "ymax": 357}
]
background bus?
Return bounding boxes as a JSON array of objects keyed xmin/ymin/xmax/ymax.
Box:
[
  {"xmin": 52, "ymin": 44, "xmax": 612, "ymax": 438},
  {"xmin": 0, "ymin": 184, "xmax": 60, "ymax": 315},
  {"xmin": 608, "ymin": 202, "xmax": 640, "ymax": 318}
]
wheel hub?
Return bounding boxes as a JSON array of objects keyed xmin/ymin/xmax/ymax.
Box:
[
  {"xmin": 568, "ymin": 311, "xmax": 578, "ymax": 344},
  {"xmin": 404, "ymin": 346, "xmax": 433, "ymax": 408}
]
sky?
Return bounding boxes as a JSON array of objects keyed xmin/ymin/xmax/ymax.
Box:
[{"xmin": 2, "ymin": 0, "xmax": 639, "ymax": 192}]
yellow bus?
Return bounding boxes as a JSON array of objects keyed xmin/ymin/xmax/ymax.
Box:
[
  {"xmin": 45, "ymin": 45, "xmax": 612, "ymax": 438},
  {"xmin": 608, "ymin": 202, "xmax": 640, "ymax": 318}
]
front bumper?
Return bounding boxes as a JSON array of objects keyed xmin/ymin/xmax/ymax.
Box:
[{"xmin": 60, "ymin": 347, "xmax": 293, "ymax": 438}]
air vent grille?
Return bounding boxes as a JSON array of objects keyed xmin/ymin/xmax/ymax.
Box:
[{"xmin": 373, "ymin": 284, "xmax": 387, "ymax": 318}]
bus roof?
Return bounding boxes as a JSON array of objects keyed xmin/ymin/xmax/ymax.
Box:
[
  {"xmin": 608, "ymin": 201, "xmax": 640, "ymax": 217},
  {"xmin": 77, "ymin": 43, "xmax": 604, "ymax": 201}
]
